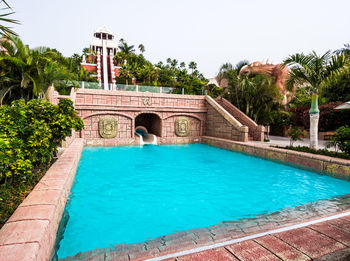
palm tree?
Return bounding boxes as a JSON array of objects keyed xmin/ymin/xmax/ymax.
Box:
[
  {"xmin": 138, "ymin": 44, "xmax": 145, "ymax": 53},
  {"xmin": 0, "ymin": 0, "xmax": 19, "ymax": 36},
  {"xmin": 189, "ymin": 61, "xmax": 197, "ymax": 74},
  {"xmin": 119, "ymin": 64, "xmax": 133, "ymax": 85},
  {"xmin": 118, "ymin": 42, "xmax": 135, "ymax": 55},
  {"xmin": 283, "ymin": 51, "xmax": 347, "ymax": 149},
  {"xmin": 218, "ymin": 61, "xmax": 248, "ymax": 108},
  {"xmin": 335, "ymin": 44, "xmax": 350, "ymax": 56},
  {"xmin": 0, "ymin": 36, "xmax": 76, "ymax": 103},
  {"xmin": 170, "ymin": 59, "xmax": 178, "ymax": 68}
]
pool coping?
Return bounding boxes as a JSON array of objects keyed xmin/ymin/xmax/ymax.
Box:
[
  {"xmin": 0, "ymin": 138, "xmax": 84, "ymax": 261},
  {"xmin": 201, "ymin": 136, "xmax": 350, "ymax": 180}
]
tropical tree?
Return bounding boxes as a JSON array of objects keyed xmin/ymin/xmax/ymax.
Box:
[
  {"xmin": 0, "ymin": 0, "xmax": 19, "ymax": 36},
  {"xmin": 118, "ymin": 42, "xmax": 135, "ymax": 55},
  {"xmin": 119, "ymin": 64, "xmax": 133, "ymax": 85},
  {"xmin": 0, "ymin": 36, "xmax": 80, "ymax": 103},
  {"xmin": 219, "ymin": 61, "xmax": 282, "ymax": 124},
  {"xmin": 82, "ymin": 48, "xmax": 90, "ymax": 54},
  {"xmin": 218, "ymin": 61, "xmax": 248, "ymax": 108},
  {"xmin": 189, "ymin": 61, "xmax": 197, "ymax": 74},
  {"xmin": 283, "ymin": 51, "xmax": 348, "ymax": 149},
  {"xmin": 335, "ymin": 44, "xmax": 350, "ymax": 57},
  {"xmin": 170, "ymin": 59, "xmax": 178, "ymax": 69},
  {"xmin": 138, "ymin": 44, "xmax": 145, "ymax": 53}
]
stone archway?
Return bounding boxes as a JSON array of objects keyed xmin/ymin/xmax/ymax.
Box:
[{"xmin": 135, "ymin": 113, "xmax": 162, "ymax": 137}]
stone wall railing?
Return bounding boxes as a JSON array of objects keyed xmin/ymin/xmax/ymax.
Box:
[
  {"xmin": 205, "ymin": 96, "xmax": 248, "ymax": 142},
  {"xmin": 215, "ymin": 97, "xmax": 264, "ymax": 141}
]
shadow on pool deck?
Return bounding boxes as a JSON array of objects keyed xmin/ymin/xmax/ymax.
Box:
[{"xmin": 60, "ymin": 195, "xmax": 350, "ymax": 261}]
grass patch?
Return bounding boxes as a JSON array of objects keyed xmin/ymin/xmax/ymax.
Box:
[{"xmin": 273, "ymin": 145, "xmax": 350, "ymax": 160}]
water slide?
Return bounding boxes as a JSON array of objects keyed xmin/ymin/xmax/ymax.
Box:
[{"xmin": 135, "ymin": 126, "xmax": 157, "ymax": 145}]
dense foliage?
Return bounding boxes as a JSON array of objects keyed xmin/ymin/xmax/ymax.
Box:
[
  {"xmin": 287, "ymin": 127, "xmax": 306, "ymax": 146},
  {"xmin": 112, "ymin": 40, "xmax": 208, "ymax": 94},
  {"xmin": 320, "ymin": 67, "xmax": 350, "ymax": 103},
  {"xmin": 283, "ymin": 51, "xmax": 347, "ymax": 95},
  {"xmin": 0, "ymin": 36, "xmax": 96, "ymax": 103},
  {"xmin": 0, "ymin": 98, "xmax": 83, "ymax": 183},
  {"xmin": 288, "ymin": 103, "xmax": 349, "ymax": 131},
  {"xmin": 328, "ymin": 126, "xmax": 350, "ymax": 155},
  {"xmin": 275, "ymin": 146, "xmax": 350, "ymax": 160},
  {"xmin": 219, "ymin": 61, "xmax": 282, "ymax": 124}
]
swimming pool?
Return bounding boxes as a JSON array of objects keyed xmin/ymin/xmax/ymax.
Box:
[{"xmin": 57, "ymin": 144, "xmax": 350, "ymax": 258}]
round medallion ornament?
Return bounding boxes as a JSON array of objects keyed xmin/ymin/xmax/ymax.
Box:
[
  {"xmin": 175, "ymin": 117, "xmax": 190, "ymax": 137},
  {"xmin": 99, "ymin": 117, "xmax": 118, "ymax": 138}
]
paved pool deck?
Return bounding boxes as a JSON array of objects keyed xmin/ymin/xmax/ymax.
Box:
[{"xmin": 249, "ymin": 135, "xmax": 333, "ymax": 151}]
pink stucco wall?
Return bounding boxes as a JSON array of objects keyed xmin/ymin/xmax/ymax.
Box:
[{"xmin": 74, "ymin": 89, "xmax": 208, "ymax": 146}]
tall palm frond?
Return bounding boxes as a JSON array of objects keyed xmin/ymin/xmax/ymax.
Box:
[{"xmin": 0, "ymin": 0, "xmax": 19, "ymax": 36}]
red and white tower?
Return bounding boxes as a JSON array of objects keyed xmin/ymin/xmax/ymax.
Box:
[{"xmin": 81, "ymin": 26, "xmax": 121, "ymax": 90}]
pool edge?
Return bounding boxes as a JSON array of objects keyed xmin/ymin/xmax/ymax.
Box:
[{"xmin": 201, "ymin": 136, "xmax": 350, "ymax": 180}]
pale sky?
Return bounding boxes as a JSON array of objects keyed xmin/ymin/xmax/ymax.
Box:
[{"xmin": 9, "ymin": 0, "xmax": 350, "ymax": 77}]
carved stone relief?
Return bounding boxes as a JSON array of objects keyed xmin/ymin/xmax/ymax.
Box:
[
  {"xmin": 99, "ymin": 117, "xmax": 118, "ymax": 138},
  {"xmin": 175, "ymin": 117, "xmax": 190, "ymax": 137},
  {"xmin": 142, "ymin": 98, "xmax": 152, "ymax": 106}
]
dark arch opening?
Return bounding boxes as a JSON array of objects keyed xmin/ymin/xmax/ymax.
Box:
[{"xmin": 135, "ymin": 113, "xmax": 161, "ymax": 137}]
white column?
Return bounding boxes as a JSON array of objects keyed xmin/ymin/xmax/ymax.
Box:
[
  {"xmin": 97, "ymin": 50, "xmax": 102, "ymax": 87},
  {"xmin": 309, "ymin": 113, "xmax": 319, "ymax": 150},
  {"xmin": 109, "ymin": 50, "xmax": 116, "ymax": 90},
  {"xmin": 102, "ymin": 41, "xmax": 109, "ymax": 90}
]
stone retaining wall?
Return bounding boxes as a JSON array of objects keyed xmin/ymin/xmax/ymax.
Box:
[
  {"xmin": 75, "ymin": 89, "xmax": 207, "ymax": 145},
  {"xmin": 48, "ymin": 87, "xmax": 262, "ymax": 145},
  {"xmin": 215, "ymin": 97, "xmax": 264, "ymax": 141},
  {"xmin": 205, "ymin": 96, "xmax": 248, "ymax": 142},
  {"xmin": 0, "ymin": 139, "xmax": 84, "ymax": 261},
  {"xmin": 201, "ymin": 136, "xmax": 350, "ymax": 180}
]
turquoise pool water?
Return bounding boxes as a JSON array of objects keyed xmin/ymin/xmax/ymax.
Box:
[{"xmin": 57, "ymin": 144, "xmax": 350, "ymax": 258}]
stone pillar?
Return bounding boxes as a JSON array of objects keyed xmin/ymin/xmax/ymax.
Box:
[
  {"xmin": 239, "ymin": 125, "xmax": 249, "ymax": 142},
  {"xmin": 257, "ymin": 125, "xmax": 265, "ymax": 142}
]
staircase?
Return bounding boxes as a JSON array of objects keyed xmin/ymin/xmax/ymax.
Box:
[{"xmin": 215, "ymin": 97, "xmax": 264, "ymax": 141}]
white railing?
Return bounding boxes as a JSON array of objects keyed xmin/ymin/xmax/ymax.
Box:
[{"xmin": 80, "ymin": 82, "xmax": 182, "ymax": 94}]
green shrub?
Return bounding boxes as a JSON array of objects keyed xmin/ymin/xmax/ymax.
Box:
[
  {"xmin": 287, "ymin": 127, "xmax": 306, "ymax": 146},
  {"xmin": 328, "ymin": 126, "xmax": 350, "ymax": 155},
  {"xmin": 274, "ymin": 146, "xmax": 350, "ymax": 160},
  {"xmin": 0, "ymin": 98, "xmax": 84, "ymax": 183}
]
